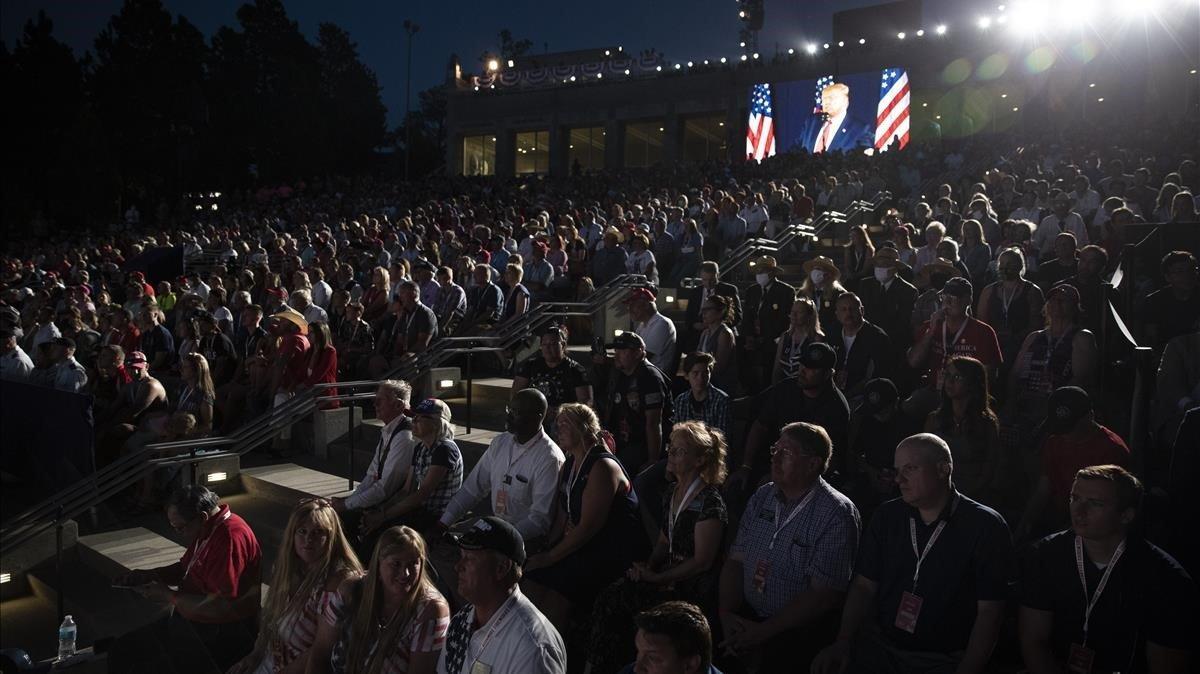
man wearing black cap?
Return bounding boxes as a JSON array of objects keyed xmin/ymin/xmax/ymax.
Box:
[
  {"xmin": 439, "ymin": 516, "xmax": 566, "ymax": 674},
  {"xmin": 907, "ymin": 277, "xmax": 1002, "ymax": 418},
  {"xmin": 601, "ymin": 331, "xmax": 674, "ymax": 474},
  {"xmin": 733, "ymin": 341, "xmax": 851, "ymax": 495},
  {"xmin": 847, "ymin": 378, "xmax": 919, "ymax": 513},
  {"xmin": 1014, "ymin": 387, "xmax": 1130, "ymax": 541},
  {"xmin": 50, "ymin": 336, "xmax": 88, "ymax": 393},
  {"xmin": 741, "ymin": 255, "xmax": 795, "ymax": 393}
]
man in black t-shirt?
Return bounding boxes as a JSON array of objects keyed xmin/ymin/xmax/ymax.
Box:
[
  {"xmin": 512, "ymin": 326, "xmax": 593, "ymax": 430},
  {"xmin": 1019, "ymin": 465, "xmax": 1196, "ymax": 673},
  {"xmin": 1142, "ymin": 251, "xmax": 1199, "ymax": 351},
  {"xmin": 601, "ymin": 332, "xmax": 673, "ymax": 473}
]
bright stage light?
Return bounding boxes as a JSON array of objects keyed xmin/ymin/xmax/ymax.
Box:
[
  {"xmin": 656, "ymin": 65, "xmax": 662, "ymax": 71},
  {"xmin": 858, "ymin": 37, "xmax": 866, "ymax": 44},
  {"xmin": 486, "ymin": 59, "xmax": 499, "ymax": 72},
  {"xmin": 624, "ymin": 68, "xmax": 631, "ymax": 74},
  {"xmin": 936, "ymin": 24, "xmax": 948, "ymax": 35},
  {"xmin": 674, "ymin": 64, "xmax": 681, "ymax": 69},
  {"xmin": 752, "ymin": 52, "xmax": 760, "ymax": 59},
  {"xmin": 1012, "ymin": 106, "xmax": 1020, "ymax": 111},
  {"xmin": 978, "ymin": 16, "xmax": 993, "ymax": 29},
  {"xmin": 897, "ymin": 32, "xmax": 907, "ymax": 39},
  {"xmin": 720, "ymin": 57, "xmax": 727, "ymax": 63},
  {"xmin": 916, "ymin": 29, "xmax": 925, "ymax": 36},
  {"xmin": 507, "ymin": 59, "xmax": 514, "ymax": 68},
  {"xmin": 740, "ymin": 41, "xmax": 746, "ymax": 47},
  {"xmin": 788, "ymin": 48, "xmax": 795, "ymax": 54},
  {"xmin": 822, "ymin": 43, "xmax": 830, "ymax": 49},
  {"xmin": 805, "ymin": 43, "xmax": 818, "ymax": 54},
  {"xmin": 837, "ymin": 40, "xmax": 845, "ymax": 47},
  {"xmin": 688, "ymin": 60, "xmax": 695, "ymax": 66},
  {"xmin": 741, "ymin": 54, "xmax": 748, "ymax": 61}
]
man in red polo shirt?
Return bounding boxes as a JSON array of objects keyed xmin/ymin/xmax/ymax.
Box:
[
  {"xmin": 906, "ymin": 277, "xmax": 1002, "ymax": 417},
  {"xmin": 1014, "ymin": 386, "xmax": 1131, "ymax": 542},
  {"xmin": 116, "ymin": 484, "xmax": 262, "ymax": 669}
]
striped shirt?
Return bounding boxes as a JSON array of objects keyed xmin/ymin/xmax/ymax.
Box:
[
  {"xmin": 257, "ymin": 587, "xmax": 339, "ymax": 673},
  {"xmin": 325, "ymin": 582, "xmax": 449, "ymax": 674}
]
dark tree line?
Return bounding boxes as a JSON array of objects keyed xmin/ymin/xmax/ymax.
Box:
[{"xmin": 1, "ymin": 0, "xmax": 389, "ymax": 228}]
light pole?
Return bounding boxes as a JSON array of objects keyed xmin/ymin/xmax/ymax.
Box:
[{"xmin": 403, "ymin": 19, "xmax": 420, "ymax": 181}]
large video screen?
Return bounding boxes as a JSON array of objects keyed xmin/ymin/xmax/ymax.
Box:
[{"xmin": 746, "ymin": 68, "xmax": 910, "ymax": 161}]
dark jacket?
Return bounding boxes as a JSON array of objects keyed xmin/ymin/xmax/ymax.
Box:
[
  {"xmin": 742, "ymin": 279, "xmax": 796, "ymax": 342},
  {"xmin": 858, "ymin": 275, "xmax": 918, "ymax": 350},
  {"xmin": 685, "ymin": 281, "xmax": 743, "ymax": 331},
  {"xmin": 827, "ymin": 320, "xmax": 893, "ymax": 401}
]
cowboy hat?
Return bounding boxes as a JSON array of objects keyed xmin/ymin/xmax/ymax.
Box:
[{"xmin": 802, "ymin": 255, "xmax": 841, "ymax": 279}]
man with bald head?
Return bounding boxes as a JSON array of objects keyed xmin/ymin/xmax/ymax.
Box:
[
  {"xmin": 439, "ymin": 388, "xmax": 566, "ymax": 544},
  {"xmin": 812, "ymin": 433, "xmax": 1011, "ymax": 674}
]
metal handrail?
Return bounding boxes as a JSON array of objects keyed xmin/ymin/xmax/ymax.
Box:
[{"xmin": 0, "ymin": 274, "xmax": 653, "ymax": 556}]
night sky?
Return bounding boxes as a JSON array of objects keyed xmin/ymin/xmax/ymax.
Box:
[{"xmin": 1, "ymin": 0, "xmax": 959, "ymax": 125}]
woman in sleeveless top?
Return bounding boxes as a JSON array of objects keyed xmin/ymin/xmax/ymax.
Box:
[
  {"xmin": 309, "ymin": 526, "xmax": 449, "ymax": 674},
  {"xmin": 1003, "ymin": 284, "xmax": 1098, "ymax": 486},
  {"xmin": 585, "ymin": 420, "xmax": 729, "ymax": 674},
  {"xmin": 228, "ymin": 499, "xmax": 362, "ymax": 674},
  {"xmin": 696, "ymin": 294, "xmax": 737, "ymax": 394},
  {"xmin": 773, "ymin": 297, "xmax": 824, "ymax": 384},
  {"xmin": 976, "ymin": 247, "xmax": 1044, "ymax": 372},
  {"xmin": 925, "ymin": 356, "xmax": 1003, "ymax": 507},
  {"xmin": 523, "ymin": 403, "xmax": 649, "ymax": 629},
  {"xmin": 500, "ymin": 264, "xmax": 530, "ymax": 325},
  {"xmin": 177, "ymin": 352, "xmax": 216, "ymax": 434}
]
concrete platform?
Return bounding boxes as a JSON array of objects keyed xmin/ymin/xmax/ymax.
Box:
[{"xmin": 241, "ymin": 464, "xmax": 355, "ymax": 507}]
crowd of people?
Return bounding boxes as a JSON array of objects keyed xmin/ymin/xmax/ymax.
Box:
[{"xmin": 1, "ymin": 125, "xmax": 1199, "ymax": 673}]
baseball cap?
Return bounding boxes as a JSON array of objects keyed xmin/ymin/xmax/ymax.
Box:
[
  {"xmin": 51, "ymin": 336, "xmax": 76, "ymax": 350},
  {"xmin": 126, "ymin": 351, "xmax": 149, "ymax": 369},
  {"xmin": 1044, "ymin": 386, "xmax": 1092, "ymax": 435},
  {"xmin": 798, "ymin": 342, "xmax": 837, "ymax": 370},
  {"xmin": 940, "ymin": 277, "xmax": 973, "ymax": 298},
  {"xmin": 856, "ymin": 378, "xmax": 899, "ymax": 414},
  {"xmin": 625, "ymin": 287, "xmax": 656, "ymax": 304},
  {"xmin": 445, "ymin": 515, "xmax": 527, "ymax": 567},
  {"xmin": 411, "ymin": 398, "xmax": 452, "ymax": 422},
  {"xmin": 605, "ymin": 332, "xmax": 646, "ymax": 350}
]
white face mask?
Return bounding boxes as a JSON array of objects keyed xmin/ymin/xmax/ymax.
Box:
[
  {"xmin": 755, "ymin": 273, "xmax": 771, "ymax": 287},
  {"xmin": 874, "ymin": 267, "xmax": 892, "ymax": 282},
  {"xmin": 810, "ymin": 269, "xmax": 826, "ymax": 285}
]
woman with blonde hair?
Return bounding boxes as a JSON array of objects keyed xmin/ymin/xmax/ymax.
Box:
[
  {"xmin": 584, "ymin": 420, "xmax": 729, "ymax": 674},
  {"xmin": 227, "ymin": 499, "xmax": 362, "ymax": 674},
  {"xmin": 522, "ymin": 402, "xmax": 648, "ymax": 629},
  {"xmin": 361, "ymin": 267, "xmax": 391, "ymax": 326},
  {"xmin": 307, "ymin": 526, "xmax": 449, "ymax": 674},
  {"xmin": 773, "ymin": 297, "xmax": 824, "ymax": 384}
]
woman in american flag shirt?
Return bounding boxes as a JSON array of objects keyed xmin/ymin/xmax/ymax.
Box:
[
  {"xmin": 227, "ymin": 498, "xmax": 363, "ymax": 674},
  {"xmin": 308, "ymin": 525, "xmax": 450, "ymax": 674}
]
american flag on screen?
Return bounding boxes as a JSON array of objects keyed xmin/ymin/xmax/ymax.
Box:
[
  {"xmin": 876, "ymin": 67, "xmax": 911, "ymax": 152},
  {"xmin": 746, "ymin": 83, "xmax": 776, "ymax": 162},
  {"xmin": 814, "ymin": 75, "xmax": 834, "ymax": 113}
]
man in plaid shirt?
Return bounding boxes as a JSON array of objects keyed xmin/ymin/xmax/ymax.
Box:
[
  {"xmin": 673, "ymin": 351, "xmax": 732, "ymax": 439},
  {"xmin": 718, "ymin": 422, "xmax": 861, "ymax": 673}
]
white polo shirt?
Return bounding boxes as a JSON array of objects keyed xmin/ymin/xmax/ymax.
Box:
[{"xmin": 437, "ymin": 588, "xmax": 566, "ymax": 674}]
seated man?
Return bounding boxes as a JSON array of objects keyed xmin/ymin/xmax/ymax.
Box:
[
  {"xmin": 114, "ymin": 485, "xmax": 262, "ymax": 670},
  {"xmin": 812, "ymin": 433, "xmax": 1011, "ymax": 674},
  {"xmin": 1019, "ymin": 464, "xmax": 1196, "ymax": 673},
  {"xmin": 438, "ymin": 389, "xmax": 565, "ymax": 544},
  {"xmin": 718, "ymin": 422, "xmax": 860, "ymax": 673},
  {"xmin": 439, "ymin": 515, "xmax": 567, "ymax": 674},
  {"xmin": 620, "ymin": 601, "xmax": 725, "ymax": 674},
  {"xmin": 330, "ymin": 380, "xmax": 417, "ymax": 547}
]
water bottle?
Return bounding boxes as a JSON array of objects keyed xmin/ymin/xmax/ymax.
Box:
[{"xmin": 57, "ymin": 614, "xmax": 76, "ymax": 661}]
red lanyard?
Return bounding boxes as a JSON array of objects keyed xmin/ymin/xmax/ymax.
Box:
[{"xmin": 1074, "ymin": 536, "xmax": 1125, "ymax": 647}]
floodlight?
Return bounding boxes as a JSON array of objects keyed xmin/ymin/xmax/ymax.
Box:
[
  {"xmin": 788, "ymin": 48, "xmax": 795, "ymax": 54},
  {"xmin": 916, "ymin": 29, "xmax": 925, "ymax": 36},
  {"xmin": 978, "ymin": 16, "xmax": 993, "ymax": 29},
  {"xmin": 898, "ymin": 32, "xmax": 907, "ymax": 39},
  {"xmin": 486, "ymin": 59, "xmax": 499, "ymax": 72},
  {"xmin": 936, "ymin": 24, "xmax": 948, "ymax": 34},
  {"xmin": 805, "ymin": 43, "xmax": 818, "ymax": 54},
  {"xmin": 859, "ymin": 38, "xmax": 866, "ymax": 44},
  {"xmin": 837, "ymin": 40, "xmax": 845, "ymax": 47}
]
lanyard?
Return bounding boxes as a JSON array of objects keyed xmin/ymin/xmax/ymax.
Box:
[
  {"xmin": 564, "ymin": 447, "xmax": 597, "ymax": 523},
  {"xmin": 376, "ymin": 423, "xmax": 403, "ymax": 480},
  {"xmin": 668, "ymin": 478, "xmax": 705, "ymax": 555},
  {"xmin": 770, "ymin": 488, "xmax": 817, "ymax": 550},
  {"xmin": 941, "ymin": 318, "xmax": 969, "ymax": 359},
  {"xmin": 183, "ymin": 509, "xmax": 232, "ymax": 580},
  {"xmin": 470, "ymin": 593, "xmax": 516, "ymax": 671},
  {"xmin": 1074, "ymin": 536, "xmax": 1125, "ymax": 646},
  {"xmin": 908, "ymin": 496, "xmax": 958, "ymax": 589},
  {"xmin": 999, "ymin": 283, "xmax": 1019, "ymax": 319}
]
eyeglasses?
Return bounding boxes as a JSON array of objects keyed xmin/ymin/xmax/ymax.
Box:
[{"xmin": 769, "ymin": 443, "xmax": 818, "ymax": 459}]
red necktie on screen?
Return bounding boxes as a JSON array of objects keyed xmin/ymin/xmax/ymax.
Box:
[{"xmin": 815, "ymin": 121, "xmax": 833, "ymax": 153}]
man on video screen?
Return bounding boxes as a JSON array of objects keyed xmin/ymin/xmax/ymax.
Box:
[{"xmin": 801, "ymin": 82, "xmax": 874, "ymax": 154}]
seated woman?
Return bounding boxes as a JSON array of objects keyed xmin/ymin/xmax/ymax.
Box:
[
  {"xmin": 308, "ymin": 526, "xmax": 449, "ymax": 674},
  {"xmin": 585, "ymin": 420, "xmax": 728, "ymax": 674},
  {"xmin": 522, "ymin": 403, "xmax": 649, "ymax": 630},
  {"xmin": 772, "ymin": 297, "xmax": 823, "ymax": 384},
  {"xmin": 499, "ymin": 263, "xmax": 530, "ymax": 326},
  {"xmin": 924, "ymin": 356, "xmax": 1003, "ymax": 508},
  {"xmin": 696, "ymin": 294, "xmax": 737, "ymax": 395},
  {"xmin": 227, "ymin": 499, "xmax": 362, "ymax": 674},
  {"xmin": 303, "ymin": 321, "xmax": 340, "ymax": 409},
  {"xmin": 360, "ymin": 399, "xmax": 463, "ymax": 547}
]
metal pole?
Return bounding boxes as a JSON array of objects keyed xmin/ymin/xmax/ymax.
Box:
[
  {"xmin": 55, "ymin": 504, "xmax": 64, "ymax": 621},
  {"xmin": 347, "ymin": 401, "xmax": 356, "ymax": 492},
  {"xmin": 403, "ymin": 20, "xmax": 420, "ymax": 182},
  {"xmin": 465, "ymin": 351, "xmax": 474, "ymax": 434}
]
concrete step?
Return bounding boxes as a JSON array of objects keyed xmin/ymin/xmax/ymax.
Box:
[
  {"xmin": 240, "ymin": 464, "xmax": 356, "ymax": 507},
  {"xmin": 0, "ymin": 592, "xmax": 61, "ymax": 661}
]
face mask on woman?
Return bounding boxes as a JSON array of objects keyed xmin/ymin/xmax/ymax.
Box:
[{"xmin": 810, "ymin": 269, "xmax": 826, "ymax": 285}]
